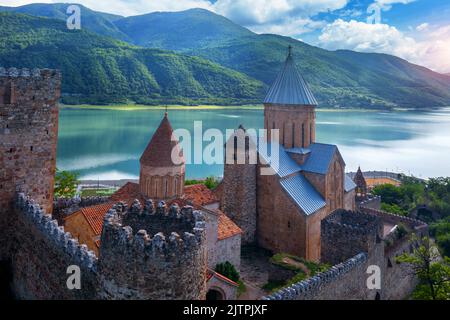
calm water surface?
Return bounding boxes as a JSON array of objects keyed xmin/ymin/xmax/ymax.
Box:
[{"xmin": 57, "ymin": 107, "xmax": 450, "ymax": 180}]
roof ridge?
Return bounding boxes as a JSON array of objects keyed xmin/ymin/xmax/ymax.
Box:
[{"xmin": 264, "ymin": 47, "xmax": 318, "ymax": 106}]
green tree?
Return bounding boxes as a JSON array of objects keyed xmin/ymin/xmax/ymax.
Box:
[
  {"xmin": 215, "ymin": 261, "xmax": 240, "ymax": 282},
  {"xmin": 397, "ymin": 235, "xmax": 450, "ymax": 300},
  {"xmin": 204, "ymin": 176, "xmax": 220, "ymax": 190},
  {"xmin": 372, "ymin": 184, "xmax": 404, "ymax": 206},
  {"xmin": 54, "ymin": 169, "xmax": 79, "ymax": 198}
]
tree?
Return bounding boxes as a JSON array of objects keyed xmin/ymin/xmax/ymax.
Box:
[
  {"xmin": 396, "ymin": 235, "xmax": 450, "ymax": 300},
  {"xmin": 54, "ymin": 169, "xmax": 79, "ymax": 198},
  {"xmin": 204, "ymin": 176, "xmax": 220, "ymax": 190},
  {"xmin": 215, "ymin": 261, "xmax": 240, "ymax": 282}
]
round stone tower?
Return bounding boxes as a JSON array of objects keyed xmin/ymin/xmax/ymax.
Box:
[
  {"xmin": 98, "ymin": 200, "xmax": 207, "ymax": 300},
  {"xmin": 264, "ymin": 46, "xmax": 318, "ymax": 149},
  {"xmin": 139, "ymin": 113, "xmax": 185, "ymax": 200}
]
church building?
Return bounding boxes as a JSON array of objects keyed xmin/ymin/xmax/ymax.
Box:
[{"xmin": 221, "ymin": 47, "xmax": 357, "ymax": 261}]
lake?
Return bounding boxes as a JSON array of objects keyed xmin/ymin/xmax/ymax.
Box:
[{"xmin": 57, "ymin": 107, "xmax": 450, "ymax": 180}]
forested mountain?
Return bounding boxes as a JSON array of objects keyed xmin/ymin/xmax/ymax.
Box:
[
  {"xmin": 0, "ymin": 12, "xmax": 264, "ymax": 105},
  {"xmin": 1, "ymin": 4, "xmax": 450, "ymax": 108}
]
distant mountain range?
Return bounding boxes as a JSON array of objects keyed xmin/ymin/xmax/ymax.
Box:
[{"xmin": 1, "ymin": 3, "xmax": 450, "ymax": 109}]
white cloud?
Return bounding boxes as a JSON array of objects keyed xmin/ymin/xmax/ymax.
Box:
[
  {"xmin": 319, "ymin": 19, "xmax": 450, "ymax": 73},
  {"xmin": 0, "ymin": 0, "xmax": 346, "ymax": 34},
  {"xmin": 416, "ymin": 23, "xmax": 429, "ymax": 32},
  {"xmin": 249, "ymin": 17, "xmax": 326, "ymax": 37},
  {"xmin": 213, "ymin": 0, "xmax": 349, "ymax": 26},
  {"xmin": 374, "ymin": 0, "xmax": 416, "ymax": 10}
]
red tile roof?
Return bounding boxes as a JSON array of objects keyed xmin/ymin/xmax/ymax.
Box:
[
  {"xmin": 77, "ymin": 202, "xmax": 115, "ymax": 236},
  {"xmin": 140, "ymin": 113, "xmax": 184, "ymax": 167},
  {"xmin": 184, "ymin": 184, "xmax": 218, "ymax": 207},
  {"xmin": 207, "ymin": 269, "xmax": 239, "ymax": 287},
  {"xmin": 110, "ymin": 182, "xmax": 144, "ymax": 203},
  {"xmin": 217, "ymin": 211, "xmax": 242, "ymax": 240},
  {"xmin": 71, "ymin": 182, "xmax": 241, "ymax": 245}
]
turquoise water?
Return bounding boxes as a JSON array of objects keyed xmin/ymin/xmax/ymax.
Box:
[{"xmin": 57, "ymin": 107, "xmax": 450, "ymax": 180}]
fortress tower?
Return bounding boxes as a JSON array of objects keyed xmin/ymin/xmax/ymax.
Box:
[
  {"xmin": 264, "ymin": 46, "xmax": 317, "ymax": 149},
  {"xmin": 0, "ymin": 68, "xmax": 60, "ymax": 258},
  {"xmin": 98, "ymin": 200, "xmax": 207, "ymax": 300},
  {"xmin": 139, "ymin": 113, "xmax": 185, "ymax": 200}
]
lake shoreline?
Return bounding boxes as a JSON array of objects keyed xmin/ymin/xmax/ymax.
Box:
[{"xmin": 59, "ymin": 103, "xmax": 449, "ymax": 113}]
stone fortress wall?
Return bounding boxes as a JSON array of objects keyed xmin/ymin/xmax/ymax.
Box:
[
  {"xmin": 11, "ymin": 194, "xmax": 207, "ymax": 299},
  {"xmin": 265, "ymin": 206, "xmax": 428, "ymax": 300},
  {"xmin": 1, "ymin": 68, "xmax": 60, "ymax": 260},
  {"xmin": 1, "ymin": 70, "xmax": 207, "ymax": 299}
]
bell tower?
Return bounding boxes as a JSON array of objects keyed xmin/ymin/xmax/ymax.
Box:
[
  {"xmin": 139, "ymin": 113, "xmax": 185, "ymax": 200},
  {"xmin": 264, "ymin": 46, "xmax": 318, "ymax": 149}
]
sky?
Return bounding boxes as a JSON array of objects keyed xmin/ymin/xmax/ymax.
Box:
[{"xmin": 1, "ymin": 0, "xmax": 449, "ymax": 73}]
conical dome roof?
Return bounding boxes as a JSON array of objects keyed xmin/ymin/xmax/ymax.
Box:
[
  {"xmin": 264, "ymin": 46, "xmax": 318, "ymax": 106},
  {"xmin": 140, "ymin": 113, "xmax": 184, "ymax": 167}
]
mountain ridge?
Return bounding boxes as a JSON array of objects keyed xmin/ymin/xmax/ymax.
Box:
[
  {"xmin": 1, "ymin": 4, "xmax": 450, "ymax": 109},
  {"xmin": 0, "ymin": 12, "xmax": 264, "ymax": 105}
]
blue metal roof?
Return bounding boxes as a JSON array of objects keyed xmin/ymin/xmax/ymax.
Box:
[
  {"xmin": 257, "ymin": 141, "xmax": 302, "ymax": 178},
  {"xmin": 344, "ymin": 174, "xmax": 357, "ymax": 192},
  {"xmin": 264, "ymin": 48, "xmax": 318, "ymax": 106},
  {"xmin": 280, "ymin": 174, "xmax": 326, "ymax": 215},
  {"xmin": 302, "ymin": 143, "xmax": 338, "ymax": 175},
  {"xmin": 285, "ymin": 147, "xmax": 311, "ymax": 155}
]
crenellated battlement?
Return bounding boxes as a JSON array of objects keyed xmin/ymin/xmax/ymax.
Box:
[
  {"xmin": 0, "ymin": 67, "xmax": 61, "ymax": 79},
  {"xmin": 322, "ymin": 209, "xmax": 382, "ymax": 236},
  {"xmin": 100, "ymin": 199, "xmax": 206, "ymax": 256},
  {"xmin": 16, "ymin": 193, "xmax": 98, "ymax": 271},
  {"xmin": 98, "ymin": 199, "xmax": 207, "ymax": 300},
  {"xmin": 263, "ymin": 253, "xmax": 368, "ymax": 300}
]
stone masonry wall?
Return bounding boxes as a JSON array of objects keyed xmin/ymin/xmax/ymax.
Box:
[
  {"xmin": 264, "ymin": 253, "xmax": 373, "ymax": 300},
  {"xmin": 11, "ymin": 195, "xmax": 208, "ymax": 300},
  {"xmin": 1, "ymin": 68, "xmax": 60, "ymax": 259},
  {"xmin": 12, "ymin": 194, "xmax": 98, "ymax": 299},
  {"xmin": 98, "ymin": 200, "xmax": 207, "ymax": 300},
  {"xmin": 321, "ymin": 209, "xmax": 383, "ymax": 265},
  {"xmin": 221, "ymin": 128, "xmax": 257, "ymax": 244}
]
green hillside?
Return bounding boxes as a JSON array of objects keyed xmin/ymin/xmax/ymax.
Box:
[
  {"xmin": 1, "ymin": 4, "xmax": 450, "ymax": 109},
  {"xmin": 0, "ymin": 3, "xmax": 129, "ymax": 41},
  {"xmin": 114, "ymin": 8, "xmax": 254, "ymax": 50},
  {"xmin": 188, "ymin": 35, "xmax": 450, "ymax": 108},
  {"xmin": 0, "ymin": 12, "xmax": 264, "ymax": 105}
]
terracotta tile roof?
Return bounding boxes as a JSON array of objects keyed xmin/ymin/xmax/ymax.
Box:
[
  {"xmin": 140, "ymin": 114, "xmax": 184, "ymax": 167},
  {"xmin": 207, "ymin": 269, "xmax": 239, "ymax": 287},
  {"xmin": 110, "ymin": 182, "xmax": 144, "ymax": 203},
  {"xmin": 77, "ymin": 202, "xmax": 115, "ymax": 236},
  {"xmin": 75, "ymin": 182, "xmax": 241, "ymax": 246},
  {"xmin": 184, "ymin": 184, "xmax": 218, "ymax": 207},
  {"xmin": 217, "ymin": 211, "xmax": 242, "ymax": 240}
]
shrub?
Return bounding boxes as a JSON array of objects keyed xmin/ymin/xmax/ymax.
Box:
[{"xmin": 215, "ymin": 261, "xmax": 239, "ymax": 282}]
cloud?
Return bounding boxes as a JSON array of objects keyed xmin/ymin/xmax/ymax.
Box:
[
  {"xmin": 213, "ymin": 0, "xmax": 349, "ymax": 26},
  {"xmin": 416, "ymin": 23, "xmax": 429, "ymax": 32},
  {"xmin": 374, "ymin": 0, "xmax": 416, "ymax": 10},
  {"xmin": 318, "ymin": 19, "xmax": 450, "ymax": 73},
  {"xmin": 0, "ymin": 0, "xmax": 346, "ymax": 35},
  {"xmin": 249, "ymin": 17, "xmax": 326, "ymax": 37}
]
